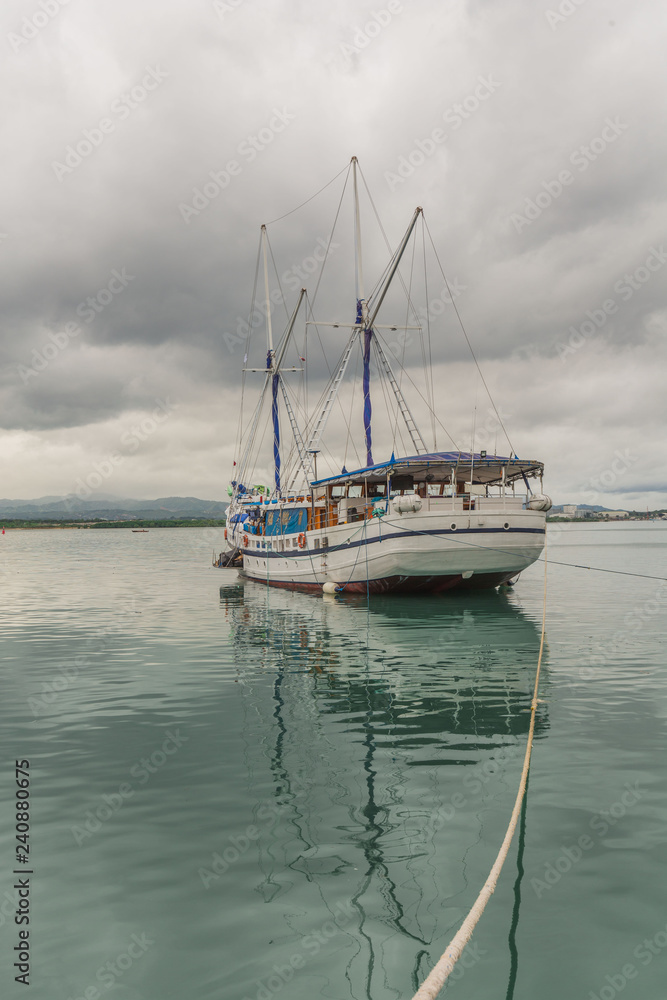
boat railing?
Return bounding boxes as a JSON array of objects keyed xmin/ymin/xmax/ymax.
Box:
[
  {"xmin": 240, "ymin": 494, "xmax": 529, "ymax": 536},
  {"xmin": 422, "ymin": 495, "xmax": 526, "ymax": 513}
]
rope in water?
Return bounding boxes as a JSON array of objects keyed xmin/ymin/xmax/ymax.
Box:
[{"xmin": 410, "ymin": 535, "xmax": 549, "ymax": 1000}]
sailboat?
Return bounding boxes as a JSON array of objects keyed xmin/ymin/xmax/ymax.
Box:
[{"xmin": 220, "ymin": 158, "xmax": 551, "ymax": 594}]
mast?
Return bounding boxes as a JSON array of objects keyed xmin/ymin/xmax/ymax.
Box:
[
  {"xmin": 262, "ymin": 225, "xmax": 280, "ymax": 493},
  {"xmin": 352, "ymin": 157, "xmax": 373, "ymax": 467},
  {"xmin": 366, "ymin": 207, "xmax": 422, "ymax": 329},
  {"xmin": 352, "ymin": 156, "xmax": 365, "ymax": 309},
  {"xmin": 243, "ymin": 233, "xmax": 306, "ymax": 495},
  {"xmin": 362, "ymin": 327, "xmax": 373, "ymax": 467},
  {"xmin": 305, "ymin": 330, "xmax": 357, "ymax": 456}
]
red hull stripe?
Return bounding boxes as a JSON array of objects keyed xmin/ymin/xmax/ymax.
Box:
[{"xmin": 237, "ymin": 570, "xmax": 517, "ymax": 594}]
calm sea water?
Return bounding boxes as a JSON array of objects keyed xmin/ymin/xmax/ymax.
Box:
[{"xmin": 1, "ymin": 523, "xmax": 666, "ymax": 1000}]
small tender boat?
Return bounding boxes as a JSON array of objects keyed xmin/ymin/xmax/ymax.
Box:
[{"xmin": 222, "ymin": 158, "xmax": 550, "ymax": 594}]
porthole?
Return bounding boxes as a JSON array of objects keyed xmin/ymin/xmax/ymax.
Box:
[
  {"xmin": 503, "ymin": 522, "xmax": 510, "ymax": 530},
  {"xmin": 450, "ymin": 522, "xmax": 457, "ymax": 531}
]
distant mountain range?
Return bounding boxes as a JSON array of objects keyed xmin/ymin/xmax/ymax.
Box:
[
  {"xmin": 550, "ymin": 504, "xmax": 622, "ymax": 513},
  {"xmin": 0, "ymin": 494, "xmax": 228, "ymax": 521}
]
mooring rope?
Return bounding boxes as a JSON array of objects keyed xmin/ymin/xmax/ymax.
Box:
[
  {"xmin": 410, "ymin": 536, "xmax": 548, "ymax": 1000},
  {"xmin": 536, "ymin": 556, "xmax": 667, "ymax": 582}
]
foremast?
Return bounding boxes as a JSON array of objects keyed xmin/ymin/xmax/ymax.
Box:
[
  {"xmin": 307, "ymin": 157, "xmax": 428, "ymax": 468},
  {"xmin": 235, "ymin": 226, "xmax": 309, "ymax": 500}
]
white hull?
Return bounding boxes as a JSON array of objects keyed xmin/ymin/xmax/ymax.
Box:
[{"xmin": 230, "ymin": 504, "xmax": 545, "ymax": 594}]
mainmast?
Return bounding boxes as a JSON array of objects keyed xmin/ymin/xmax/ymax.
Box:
[
  {"xmin": 262, "ymin": 225, "xmax": 280, "ymax": 493},
  {"xmin": 353, "ymin": 156, "xmax": 373, "ymax": 467},
  {"xmin": 305, "ymin": 161, "xmax": 427, "ymax": 466}
]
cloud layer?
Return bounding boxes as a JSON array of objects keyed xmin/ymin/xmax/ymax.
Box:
[{"xmin": 2, "ymin": 0, "xmax": 666, "ymax": 507}]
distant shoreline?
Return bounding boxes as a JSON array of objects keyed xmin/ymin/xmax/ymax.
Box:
[
  {"xmin": 1, "ymin": 519, "xmax": 226, "ymax": 530},
  {"xmin": 547, "ymin": 516, "xmax": 665, "ymax": 523}
]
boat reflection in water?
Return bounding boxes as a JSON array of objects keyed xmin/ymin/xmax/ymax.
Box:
[{"xmin": 220, "ymin": 579, "xmax": 549, "ymax": 999}]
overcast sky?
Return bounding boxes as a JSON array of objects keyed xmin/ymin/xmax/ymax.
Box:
[{"xmin": 2, "ymin": 0, "xmax": 666, "ymax": 508}]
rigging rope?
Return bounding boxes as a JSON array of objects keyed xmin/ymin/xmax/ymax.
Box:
[
  {"xmin": 264, "ymin": 162, "xmax": 351, "ymax": 227},
  {"xmin": 421, "ymin": 220, "xmax": 436, "ymax": 451},
  {"xmin": 410, "ymin": 535, "xmax": 548, "ymax": 1000},
  {"xmin": 390, "ymin": 237, "xmax": 417, "ymax": 455},
  {"xmin": 310, "ymin": 171, "xmax": 351, "ymax": 310},
  {"xmin": 536, "ymin": 557, "xmax": 667, "ymax": 582},
  {"xmin": 422, "ymin": 217, "xmax": 516, "ymax": 460},
  {"xmin": 381, "ymin": 519, "xmax": 666, "ymax": 584},
  {"xmin": 233, "ymin": 239, "xmax": 263, "ymax": 473}
]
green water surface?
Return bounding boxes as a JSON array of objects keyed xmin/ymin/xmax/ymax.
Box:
[{"xmin": 1, "ymin": 523, "xmax": 665, "ymax": 999}]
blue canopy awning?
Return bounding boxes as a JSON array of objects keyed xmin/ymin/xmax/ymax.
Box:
[{"xmin": 310, "ymin": 451, "xmax": 544, "ymax": 488}]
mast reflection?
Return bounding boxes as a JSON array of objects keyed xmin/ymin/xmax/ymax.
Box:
[{"xmin": 220, "ymin": 581, "xmax": 549, "ymax": 997}]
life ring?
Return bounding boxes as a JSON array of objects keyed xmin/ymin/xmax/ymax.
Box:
[
  {"xmin": 242, "ymin": 534, "xmax": 249, "ymax": 547},
  {"xmin": 297, "ymin": 533, "xmax": 306, "ymax": 548},
  {"xmin": 224, "ymin": 529, "xmax": 227, "ymax": 540}
]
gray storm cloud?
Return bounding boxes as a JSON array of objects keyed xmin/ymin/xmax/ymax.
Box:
[{"xmin": 1, "ymin": 0, "xmax": 666, "ymax": 505}]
